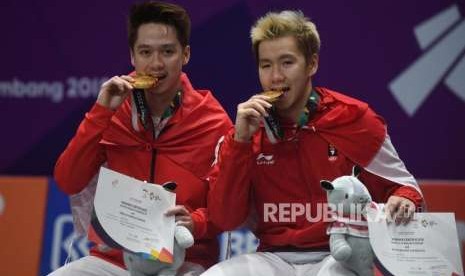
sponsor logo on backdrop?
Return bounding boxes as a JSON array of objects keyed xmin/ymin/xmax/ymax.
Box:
[
  {"xmin": 51, "ymin": 214, "xmax": 90, "ymax": 270},
  {"xmin": 219, "ymin": 230, "xmax": 258, "ymax": 261},
  {"xmin": 389, "ymin": 4, "xmax": 465, "ymax": 116},
  {"xmin": 0, "ymin": 76, "xmax": 107, "ymax": 103}
]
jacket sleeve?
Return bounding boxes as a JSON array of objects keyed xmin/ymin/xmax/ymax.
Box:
[
  {"xmin": 54, "ymin": 103, "xmax": 114, "ymax": 195},
  {"xmin": 190, "ymin": 207, "xmax": 221, "ymax": 240},
  {"xmin": 362, "ymin": 133, "xmax": 424, "ymax": 208},
  {"xmin": 207, "ymin": 130, "xmax": 255, "ymax": 231},
  {"xmin": 359, "ymin": 170, "xmax": 423, "ymax": 208},
  {"xmin": 189, "ymin": 116, "xmax": 234, "ymax": 240}
]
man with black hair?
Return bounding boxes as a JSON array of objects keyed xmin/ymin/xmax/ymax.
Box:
[{"xmin": 50, "ymin": 2, "xmax": 231, "ymax": 275}]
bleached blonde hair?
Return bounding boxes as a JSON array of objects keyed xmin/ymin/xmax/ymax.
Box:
[{"xmin": 250, "ymin": 10, "xmax": 320, "ymax": 63}]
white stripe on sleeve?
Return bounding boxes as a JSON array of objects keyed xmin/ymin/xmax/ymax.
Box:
[{"xmin": 365, "ymin": 134, "xmax": 422, "ymax": 195}]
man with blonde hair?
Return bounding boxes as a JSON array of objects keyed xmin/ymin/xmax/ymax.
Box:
[{"xmin": 203, "ymin": 10, "xmax": 423, "ymax": 276}]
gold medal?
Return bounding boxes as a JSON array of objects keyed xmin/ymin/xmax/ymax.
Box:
[
  {"xmin": 132, "ymin": 74, "xmax": 158, "ymax": 89},
  {"xmin": 260, "ymin": 90, "xmax": 284, "ymax": 103}
]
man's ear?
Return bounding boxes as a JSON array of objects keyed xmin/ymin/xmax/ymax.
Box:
[
  {"xmin": 182, "ymin": 45, "xmax": 191, "ymax": 66},
  {"xmin": 307, "ymin": 53, "xmax": 319, "ymax": 77},
  {"xmin": 130, "ymin": 49, "xmax": 135, "ymax": 67}
]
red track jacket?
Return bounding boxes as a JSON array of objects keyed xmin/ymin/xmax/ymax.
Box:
[
  {"xmin": 209, "ymin": 87, "xmax": 423, "ymax": 251},
  {"xmin": 55, "ymin": 73, "xmax": 232, "ymax": 269}
]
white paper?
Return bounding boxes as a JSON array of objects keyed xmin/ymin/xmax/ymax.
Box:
[
  {"xmin": 93, "ymin": 167, "xmax": 176, "ymax": 262},
  {"xmin": 367, "ymin": 205, "xmax": 463, "ymax": 276}
]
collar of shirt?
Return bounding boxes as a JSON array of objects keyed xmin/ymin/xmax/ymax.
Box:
[
  {"xmin": 264, "ymin": 89, "xmax": 320, "ymax": 142},
  {"xmin": 151, "ymin": 89, "xmax": 182, "ymax": 138}
]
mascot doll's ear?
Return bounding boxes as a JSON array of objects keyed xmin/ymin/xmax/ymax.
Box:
[
  {"xmin": 352, "ymin": 166, "xmax": 362, "ymax": 178},
  {"xmin": 162, "ymin": 181, "xmax": 177, "ymax": 192},
  {"xmin": 321, "ymin": 180, "xmax": 334, "ymax": 191}
]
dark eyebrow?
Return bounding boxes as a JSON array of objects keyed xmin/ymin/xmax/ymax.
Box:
[
  {"xmin": 136, "ymin": 43, "xmax": 177, "ymax": 50},
  {"xmin": 279, "ymin": 54, "xmax": 297, "ymax": 60},
  {"xmin": 259, "ymin": 54, "xmax": 296, "ymax": 64},
  {"xmin": 135, "ymin": 44, "xmax": 152, "ymax": 50},
  {"xmin": 160, "ymin": 43, "xmax": 177, "ymax": 49}
]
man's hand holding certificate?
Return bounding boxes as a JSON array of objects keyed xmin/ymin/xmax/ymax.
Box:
[
  {"xmin": 90, "ymin": 167, "xmax": 176, "ymax": 263},
  {"xmin": 367, "ymin": 204, "xmax": 464, "ymax": 276}
]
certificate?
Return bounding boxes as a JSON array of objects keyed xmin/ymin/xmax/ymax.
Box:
[
  {"xmin": 367, "ymin": 205, "xmax": 464, "ymax": 276},
  {"xmin": 89, "ymin": 167, "xmax": 176, "ymax": 263}
]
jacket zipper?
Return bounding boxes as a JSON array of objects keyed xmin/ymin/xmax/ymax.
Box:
[
  {"xmin": 149, "ymin": 119, "xmax": 157, "ymax": 183},
  {"xmin": 150, "ymin": 148, "xmax": 157, "ymax": 183},
  {"xmin": 294, "ymin": 133, "xmax": 314, "ymax": 204}
]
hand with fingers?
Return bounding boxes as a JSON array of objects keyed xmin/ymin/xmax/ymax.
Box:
[
  {"xmin": 165, "ymin": 205, "xmax": 194, "ymax": 234},
  {"xmin": 385, "ymin": 195, "xmax": 416, "ymax": 225},
  {"xmin": 234, "ymin": 94, "xmax": 273, "ymax": 142},
  {"xmin": 125, "ymin": 205, "xmax": 194, "ymax": 276},
  {"xmin": 97, "ymin": 75, "xmax": 135, "ymax": 110}
]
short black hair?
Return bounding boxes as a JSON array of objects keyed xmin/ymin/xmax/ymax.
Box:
[{"xmin": 128, "ymin": 1, "xmax": 191, "ymax": 50}]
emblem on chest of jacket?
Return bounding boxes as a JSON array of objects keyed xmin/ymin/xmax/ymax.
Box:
[
  {"xmin": 256, "ymin": 152, "xmax": 275, "ymax": 165},
  {"xmin": 328, "ymin": 144, "xmax": 338, "ymax": 161}
]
